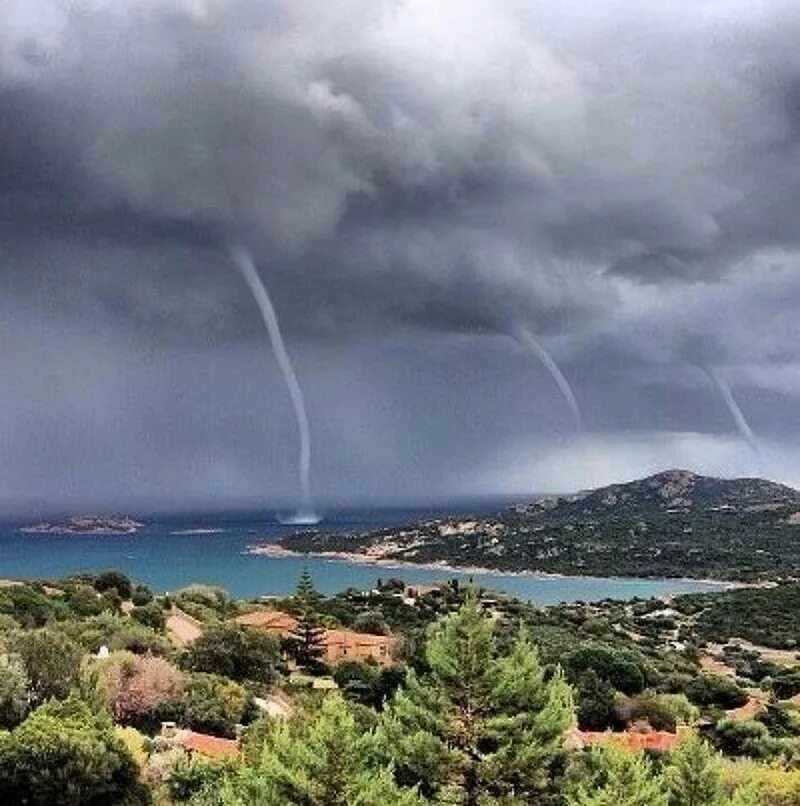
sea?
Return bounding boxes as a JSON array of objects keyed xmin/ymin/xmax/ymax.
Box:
[{"xmin": 0, "ymin": 505, "xmax": 724, "ymax": 603}]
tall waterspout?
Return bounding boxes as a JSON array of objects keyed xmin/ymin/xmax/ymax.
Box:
[
  {"xmin": 515, "ymin": 326, "xmax": 583, "ymax": 431},
  {"xmin": 231, "ymin": 247, "xmax": 318, "ymax": 522}
]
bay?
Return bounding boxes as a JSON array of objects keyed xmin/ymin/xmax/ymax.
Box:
[{"xmin": 0, "ymin": 507, "xmax": 724, "ymax": 603}]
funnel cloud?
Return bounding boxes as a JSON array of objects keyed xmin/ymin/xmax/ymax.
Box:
[
  {"xmin": 515, "ymin": 328, "xmax": 583, "ymax": 431},
  {"xmin": 702, "ymin": 367, "xmax": 760, "ymax": 459},
  {"xmin": 231, "ymin": 247, "xmax": 317, "ymax": 521}
]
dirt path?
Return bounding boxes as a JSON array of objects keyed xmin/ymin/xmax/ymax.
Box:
[{"xmin": 166, "ymin": 608, "xmax": 202, "ymax": 645}]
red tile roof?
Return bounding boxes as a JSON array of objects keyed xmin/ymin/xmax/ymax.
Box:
[
  {"xmin": 235, "ymin": 610, "xmax": 298, "ymax": 634},
  {"xmin": 568, "ymin": 728, "xmax": 683, "ymax": 753},
  {"xmin": 180, "ymin": 731, "xmax": 240, "ymax": 760}
]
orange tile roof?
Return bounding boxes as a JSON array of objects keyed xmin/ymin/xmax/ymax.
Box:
[
  {"xmin": 323, "ymin": 629, "xmax": 392, "ymax": 648},
  {"xmin": 235, "ymin": 610, "xmax": 298, "ymax": 633},
  {"xmin": 568, "ymin": 728, "xmax": 683, "ymax": 753},
  {"xmin": 180, "ymin": 731, "xmax": 240, "ymax": 760}
]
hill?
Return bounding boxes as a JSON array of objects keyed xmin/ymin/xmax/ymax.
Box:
[{"xmin": 275, "ymin": 470, "xmax": 800, "ymax": 581}]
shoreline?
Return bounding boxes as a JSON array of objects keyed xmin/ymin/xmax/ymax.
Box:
[{"xmin": 245, "ymin": 543, "xmax": 737, "ymax": 588}]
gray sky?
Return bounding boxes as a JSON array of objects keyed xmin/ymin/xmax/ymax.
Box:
[{"xmin": 1, "ymin": 0, "xmax": 800, "ymax": 514}]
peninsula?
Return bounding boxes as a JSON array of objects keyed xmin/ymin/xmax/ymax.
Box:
[{"xmin": 268, "ymin": 470, "xmax": 800, "ymax": 582}]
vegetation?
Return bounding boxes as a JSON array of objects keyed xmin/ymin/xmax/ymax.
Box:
[
  {"xmin": 0, "ymin": 567, "xmax": 797, "ymax": 803},
  {"xmin": 278, "ymin": 470, "xmax": 800, "ymax": 581},
  {"xmin": 676, "ymin": 584, "xmax": 800, "ymax": 649},
  {"xmin": 0, "ymin": 696, "xmax": 148, "ymax": 805},
  {"xmin": 288, "ymin": 570, "xmax": 327, "ymax": 670},
  {"xmin": 180, "ymin": 624, "xmax": 280, "ymax": 685}
]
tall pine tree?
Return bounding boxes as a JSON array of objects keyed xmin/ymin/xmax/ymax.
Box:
[
  {"xmin": 289, "ymin": 570, "xmax": 326, "ymax": 670},
  {"xmin": 565, "ymin": 743, "xmax": 667, "ymax": 806},
  {"xmin": 662, "ymin": 732, "xmax": 725, "ymax": 806},
  {"xmin": 207, "ymin": 693, "xmax": 422, "ymax": 805},
  {"xmin": 374, "ymin": 595, "xmax": 574, "ymax": 804}
]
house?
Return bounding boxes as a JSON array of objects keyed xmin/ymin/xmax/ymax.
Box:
[
  {"xmin": 566, "ymin": 725, "xmax": 689, "ymax": 754},
  {"xmin": 403, "ymin": 583, "xmax": 441, "ymax": 600},
  {"xmin": 236, "ymin": 609, "xmax": 394, "ymax": 666},
  {"xmin": 235, "ymin": 610, "xmax": 299, "ymax": 635},
  {"xmin": 322, "ymin": 629, "xmax": 394, "ymax": 665},
  {"xmin": 159, "ymin": 723, "xmax": 240, "ymax": 760}
]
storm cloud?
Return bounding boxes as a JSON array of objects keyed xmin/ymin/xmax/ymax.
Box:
[{"xmin": 1, "ymin": 0, "xmax": 800, "ymax": 511}]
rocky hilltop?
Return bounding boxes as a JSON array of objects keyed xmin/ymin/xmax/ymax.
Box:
[
  {"xmin": 22, "ymin": 515, "xmax": 144, "ymax": 535},
  {"xmin": 276, "ymin": 470, "xmax": 800, "ymax": 581}
]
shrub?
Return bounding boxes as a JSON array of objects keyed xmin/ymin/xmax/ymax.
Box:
[
  {"xmin": 711, "ymin": 719, "xmax": 784, "ymax": 759},
  {"xmin": 686, "ymin": 674, "xmax": 748, "ymax": 710},
  {"xmin": 11, "ymin": 628, "xmax": 83, "ymax": 704},
  {"xmin": 93, "ymin": 570, "xmax": 133, "ymax": 600},
  {"xmin": 59, "ymin": 613, "xmax": 171, "ymax": 656},
  {"xmin": 770, "ymin": 670, "xmax": 800, "ymax": 700},
  {"xmin": 131, "ymin": 603, "xmax": 166, "ymax": 632},
  {"xmin": 351, "ymin": 611, "xmax": 390, "ymax": 636},
  {"xmin": 165, "ymin": 756, "xmax": 227, "ymax": 802},
  {"xmin": 614, "ymin": 692, "xmax": 687, "ymax": 732},
  {"xmin": 0, "ymin": 653, "xmax": 31, "ymax": 728},
  {"xmin": 173, "ymin": 585, "xmax": 231, "ymax": 621},
  {"xmin": 332, "ymin": 660, "xmax": 405, "ymax": 710},
  {"xmin": 0, "ymin": 696, "xmax": 149, "ymax": 805},
  {"xmin": 564, "ymin": 644, "xmax": 646, "ymax": 695},
  {"xmin": 0, "ymin": 585, "xmax": 69, "ymax": 627},
  {"xmin": 181, "ymin": 625, "xmax": 280, "ymax": 685},
  {"xmin": 131, "ymin": 585, "xmax": 154, "ymax": 606},
  {"xmin": 65, "ymin": 584, "xmax": 106, "ymax": 618},
  {"xmin": 158, "ymin": 673, "xmax": 255, "ymax": 738},
  {"xmin": 575, "ymin": 669, "xmax": 618, "ymax": 730},
  {"xmin": 100, "ymin": 651, "xmax": 184, "ymax": 727}
]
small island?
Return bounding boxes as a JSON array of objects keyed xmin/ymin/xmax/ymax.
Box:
[{"xmin": 21, "ymin": 515, "xmax": 144, "ymax": 535}]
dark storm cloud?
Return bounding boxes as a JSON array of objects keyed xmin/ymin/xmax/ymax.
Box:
[
  {"xmin": 2, "ymin": 0, "xmax": 800, "ymax": 339},
  {"xmin": 2, "ymin": 0, "xmax": 800, "ymax": 510}
]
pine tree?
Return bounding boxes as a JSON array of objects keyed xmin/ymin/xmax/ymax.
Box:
[
  {"xmin": 662, "ymin": 732, "xmax": 725, "ymax": 806},
  {"xmin": 375, "ymin": 596, "xmax": 575, "ymax": 804},
  {"xmin": 566, "ymin": 743, "xmax": 668, "ymax": 806},
  {"xmin": 289, "ymin": 570, "xmax": 327, "ymax": 670},
  {"xmin": 207, "ymin": 693, "xmax": 422, "ymax": 805}
]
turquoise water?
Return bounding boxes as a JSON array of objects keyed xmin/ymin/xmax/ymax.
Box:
[{"xmin": 0, "ymin": 508, "xmax": 723, "ymax": 603}]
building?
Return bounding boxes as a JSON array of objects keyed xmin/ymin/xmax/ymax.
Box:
[
  {"xmin": 235, "ymin": 609, "xmax": 394, "ymax": 665},
  {"xmin": 235, "ymin": 610, "xmax": 299, "ymax": 635},
  {"xmin": 566, "ymin": 725, "xmax": 689, "ymax": 754},
  {"xmin": 159, "ymin": 723, "xmax": 240, "ymax": 760},
  {"xmin": 322, "ymin": 629, "xmax": 394, "ymax": 665}
]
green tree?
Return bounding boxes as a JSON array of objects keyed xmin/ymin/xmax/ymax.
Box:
[
  {"xmin": 686, "ymin": 674, "xmax": 748, "ymax": 710},
  {"xmin": 65, "ymin": 584, "xmax": 105, "ymax": 618},
  {"xmin": 131, "ymin": 602, "xmax": 166, "ymax": 631},
  {"xmin": 375, "ymin": 597, "xmax": 574, "ymax": 803},
  {"xmin": 206, "ymin": 693, "xmax": 421, "ymax": 805},
  {"xmin": 131, "ymin": 585, "xmax": 154, "ymax": 606},
  {"xmin": 11, "ymin": 628, "xmax": 83, "ymax": 704},
  {"xmin": 289, "ymin": 570, "xmax": 327, "ymax": 670},
  {"xmin": 0, "ymin": 584, "xmax": 69, "ymax": 627},
  {"xmin": 93, "ymin": 570, "xmax": 134, "ymax": 600},
  {"xmin": 182, "ymin": 624, "xmax": 280, "ymax": 685},
  {"xmin": 351, "ymin": 611, "xmax": 390, "ymax": 636},
  {"xmin": 566, "ymin": 743, "xmax": 667, "ymax": 806},
  {"xmin": 0, "ymin": 653, "xmax": 31, "ymax": 728},
  {"xmin": 0, "ymin": 695, "xmax": 149, "ymax": 805},
  {"xmin": 662, "ymin": 732, "xmax": 725, "ymax": 806},
  {"xmin": 576, "ymin": 670, "xmax": 617, "ymax": 730},
  {"xmin": 564, "ymin": 645, "xmax": 645, "ymax": 695}
]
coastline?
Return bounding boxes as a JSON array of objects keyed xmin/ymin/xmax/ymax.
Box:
[{"xmin": 245, "ymin": 543, "xmax": 737, "ymax": 588}]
